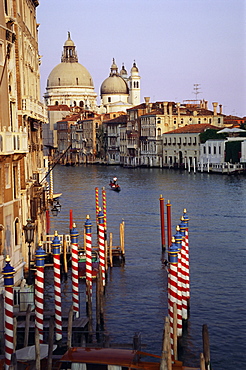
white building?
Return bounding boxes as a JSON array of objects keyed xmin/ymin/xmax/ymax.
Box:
[
  {"xmin": 100, "ymin": 59, "xmax": 141, "ymax": 113},
  {"xmin": 44, "ymin": 33, "xmax": 97, "ymax": 111}
]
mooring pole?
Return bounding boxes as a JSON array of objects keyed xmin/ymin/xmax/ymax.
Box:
[
  {"xmin": 52, "ymin": 231, "xmax": 62, "ymax": 341},
  {"xmin": 71, "ymin": 223, "xmax": 80, "ymax": 318},
  {"xmin": 35, "ymin": 242, "xmax": 46, "ymax": 343},
  {"xmin": 179, "ymin": 216, "xmax": 188, "ymax": 321},
  {"xmin": 167, "ymin": 239, "xmax": 179, "ymax": 361},
  {"xmin": 85, "ymin": 215, "xmax": 92, "ymax": 312},
  {"xmin": 183, "ymin": 208, "xmax": 190, "ymax": 314},
  {"xmin": 98, "ymin": 209, "xmax": 106, "ymax": 287},
  {"xmin": 159, "ymin": 194, "xmax": 166, "ymax": 250},
  {"xmin": 166, "ymin": 200, "xmax": 172, "ymax": 248},
  {"xmin": 174, "ymin": 225, "xmax": 183, "ymax": 338},
  {"xmin": 2, "ymin": 256, "xmax": 15, "ymax": 370}
]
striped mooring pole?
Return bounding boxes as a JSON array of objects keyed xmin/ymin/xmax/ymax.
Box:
[
  {"xmin": 167, "ymin": 237, "xmax": 179, "ymax": 358},
  {"xmin": 179, "ymin": 216, "xmax": 188, "ymax": 321},
  {"xmin": 95, "ymin": 187, "xmax": 99, "ymax": 224},
  {"xmin": 35, "ymin": 242, "xmax": 46, "ymax": 343},
  {"xmin": 102, "ymin": 188, "xmax": 107, "ymax": 234},
  {"xmin": 98, "ymin": 208, "xmax": 106, "ymax": 286},
  {"xmin": 2, "ymin": 256, "xmax": 15, "ymax": 369},
  {"xmin": 174, "ymin": 225, "xmax": 183, "ymax": 337},
  {"xmin": 183, "ymin": 208, "xmax": 190, "ymax": 310},
  {"xmin": 85, "ymin": 215, "xmax": 93, "ymax": 303},
  {"xmin": 71, "ymin": 223, "xmax": 80, "ymax": 318},
  {"xmin": 52, "ymin": 231, "xmax": 62, "ymax": 341}
]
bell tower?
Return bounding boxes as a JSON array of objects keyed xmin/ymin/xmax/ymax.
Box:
[{"xmin": 128, "ymin": 61, "xmax": 141, "ymax": 106}]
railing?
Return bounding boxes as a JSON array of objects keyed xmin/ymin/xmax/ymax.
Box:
[
  {"xmin": 0, "ymin": 126, "xmax": 28, "ymax": 155},
  {"xmin": 43, "ymin": 234, "xmax": 71, "ymax": 254},
  {"xmin": 22, "ymin": 97, "xmax": 48, "ymax": 122}
]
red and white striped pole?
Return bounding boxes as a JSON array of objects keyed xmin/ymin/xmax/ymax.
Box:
[
  {"xmin": 71, "ymin": 223, "xmax": 80, "ymax": 318},
  {"xmin": 35, "ymin": 242, "xmax": 46, "ymax": 343},
  {"xmin": 167, "ymin": 237, "xmax": 179, "ymax": 357},
  {"xmin": 183, "ymin": 208, "xmax": 190, "ymax": 313},
  {"xmin": 52, "ymin": 231, "xmax": 62, "ymax": 341},
  {"xmin": 98, "ymin": 208, "xmax": 106, "ymax": 286},
  {"xmin": 95, "ymin": 187, "xmax": 99, "ymax": 224},
  {"xmin": 174, "ymin": 225, "xmax": 183, "ymax": 337},
  {"xmin": 179, "ymin": 217, "xmax": 188, "ymax": 321},
  {"xmin": 85, "ymin": 215, "xmax": 93, "ymax": 304},
  {"xmin": 2, "ymin": 256, "xmax": 15, "ymax": 369},
  {"xmin": 102, "ymin": 188, "xmax": 107, "ymax": 234}
]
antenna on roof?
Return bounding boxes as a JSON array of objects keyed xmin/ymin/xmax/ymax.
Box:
[{"xmin": 192, "ymin": 84, "xmax": 202, "ymax": 101}]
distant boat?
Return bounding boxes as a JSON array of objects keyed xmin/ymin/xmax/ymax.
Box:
[
  {"xmin": 78, "ymin": 250, "xmax": 99, "ymax": 279},
  {"xmin": 109, "ymin": 178, "xmax": 121, "ymax": 192}
]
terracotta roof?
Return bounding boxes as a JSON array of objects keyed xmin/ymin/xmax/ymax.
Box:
[
  {"xmin": 104, "ymin": 115, "xmax": 127, "ymax": 125},
  {"xmin": 165, "ymin": 123, "xmax": 221, "ymax": 134},
  {"xmin": 48, "ymin": 105, "xmax": 70, "ymax": 111}
]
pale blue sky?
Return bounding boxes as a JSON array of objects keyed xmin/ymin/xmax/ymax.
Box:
[{"xmin": 37, "ymin": 0, "xmax": 245, "ymax": 117}]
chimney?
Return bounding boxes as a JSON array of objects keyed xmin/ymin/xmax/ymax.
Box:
[
  {"xmin": 212, "ymin": 102, "xmax": 218, "ymax": 116},
  {"xmin": 164, "ymin": 101, "xmax": 168, "ymax": 115},
  {"xmin": 205, "ymin": 100, "xmax": 208, "ymax": 110},
  {"xmin": 168, "ymin": 103, "xmax": 173, "ymax": 116},
  {"xmin": 219, "ymin": 104, "xmax": 222, "ymax": 114},
  {"xmin": 144, "ymin": 97, "xmax": 150, "ymax": 106}
]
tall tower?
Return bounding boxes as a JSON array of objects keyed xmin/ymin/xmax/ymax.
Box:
[{"xmin": 128, "ymin": 61, "xmax": 141, "ymax": 106}]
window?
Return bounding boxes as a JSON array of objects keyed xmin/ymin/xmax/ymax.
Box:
[
  {"xmin": 58, "ymin": 78, "xmax": 60, "ymax": 86},
  {"xmin": 108, "ymin": 97, "xmax": 111, "ymax": 103},
  {"xmin": 219, "ymin": 145, "xmax": 221, "ymax": 155},
  {"xmin": 76, "ymin": 78, "xmax": 79, "ymax": 85},
  {"xmin": 203, "ymin": 146, "xmax": 206, "ymax": 154},
  {"xmin": 208, "ymin": 146, "xmax": 211, "ymax": 154},
  {"xmin": 5, "ymin": 164, "xmax": 10, "ymax": 189},
  {"xmin": 0, "ymin": 43, "xmax": 3, "ymax": 66},
  {"xmin": 214, "ymin": 146, "xmax": 216, "ymax": 154}
]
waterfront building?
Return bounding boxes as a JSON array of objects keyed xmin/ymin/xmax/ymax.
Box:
[
  {"xmin": 104, "ymin": 114, "xmax": 127, "ymax": 165},
  {"xmin": 162, "ymin": 124, "xmax": 220, "ymax": 169},
  {"xmin": 100, "ymin": 59, "xmax": 141, "ymax": 113},
  {"xmin": 0, "ymin": 0, "xmax": 48, "ymax": 287},
  {"xmin": 199, "ymin": 137, "xmax": 246, "ymax": 173}
]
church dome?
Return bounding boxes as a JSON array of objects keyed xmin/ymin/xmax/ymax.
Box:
[
  {"xmin": 100, "ymin": 75, "xmax": 129, "ymax": 95},
  {"xmin": 46, "ymin": 32, "xmax": 94, "ymax": 88},
  {"xmin": 47, "ymin": 62, "xmax": 94, "ymax": 88},
  {"xmin": 100, "ymin": 59, "xmax": 129, "ymax": 95}
]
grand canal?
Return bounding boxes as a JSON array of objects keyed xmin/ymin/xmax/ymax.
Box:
[{"xmin": 48, "ymin": 164, "xmax": 246, "ymax": 369}]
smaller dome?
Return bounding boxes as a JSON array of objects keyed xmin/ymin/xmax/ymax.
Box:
[
  {"xmin": 101, "ymin": 75, "xmax": 129, "ymax": 95},
  {"xmin": 120, "ymin": 64, "xmax": 128, "ymax": 77}
]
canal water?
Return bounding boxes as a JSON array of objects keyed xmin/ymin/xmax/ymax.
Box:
[{"xmin": 48, "ymin": 164, "xmax": 246, "ymax": 369}]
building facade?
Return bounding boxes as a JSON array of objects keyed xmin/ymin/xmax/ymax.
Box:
[{"xmin": 0, "ymin": 0, "xmax": 48, "ymax": 286}]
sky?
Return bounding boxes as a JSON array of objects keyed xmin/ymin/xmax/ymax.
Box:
[{"xmin": 37, "ymin": 0, "xmax": 246, "ymax": 117}]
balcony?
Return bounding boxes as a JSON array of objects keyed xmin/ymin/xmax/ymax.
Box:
[
  {"xmin": 22, "ymin": 97, "xmax": 48, "ymax": 123},
  {"xmin": 0, "ymin": 126, "xmax": 28, "ymax": 155}
]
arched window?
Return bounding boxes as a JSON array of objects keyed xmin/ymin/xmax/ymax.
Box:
[
  {"xmin": 76, "ymin": 78, "xmax": 79, "ymax": 85},
  {"xmin": 14, "ymin": 218, "xmax": 19, "ymax": 246},
  {"xmin": 58, "ymin": 78, "xmax": 60, "ymax": 86},
  {"xmin": 79, "ymin": 101, "xmax": 84, "ymax": 107},
  {"xmin": 55, "ymin": 101, "xmax": 59, "ymax": 105}
]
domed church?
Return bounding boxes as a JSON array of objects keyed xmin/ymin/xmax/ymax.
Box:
[
  {"xmin": 44, "ymin": 33, "xmax": 97, "ymax": 111},
  {"xmin": 100, "ymin": 59, "xmax": 141, "ymax": 113}
]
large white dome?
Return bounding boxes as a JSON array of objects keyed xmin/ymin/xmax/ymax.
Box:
[{"xmin": 47, "ymin": 62, "xmax": 94, "ymax": 88}]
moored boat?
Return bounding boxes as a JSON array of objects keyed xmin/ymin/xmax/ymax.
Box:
[
  {"xmin": 57, "ymin": 347, "xmax": 162, "ymax": 369},
  {"xmin": 78, "ymin": 250, "xmax": 99, "ymax": 279}
]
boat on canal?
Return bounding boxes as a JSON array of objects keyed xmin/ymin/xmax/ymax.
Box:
[
  {"xmin": 109, "ymin": 177, "xmax": 121, "ymax": 192},
  {"xmin": 78, "ymin": 250, "xmax": 99, "ymax": 279}
]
